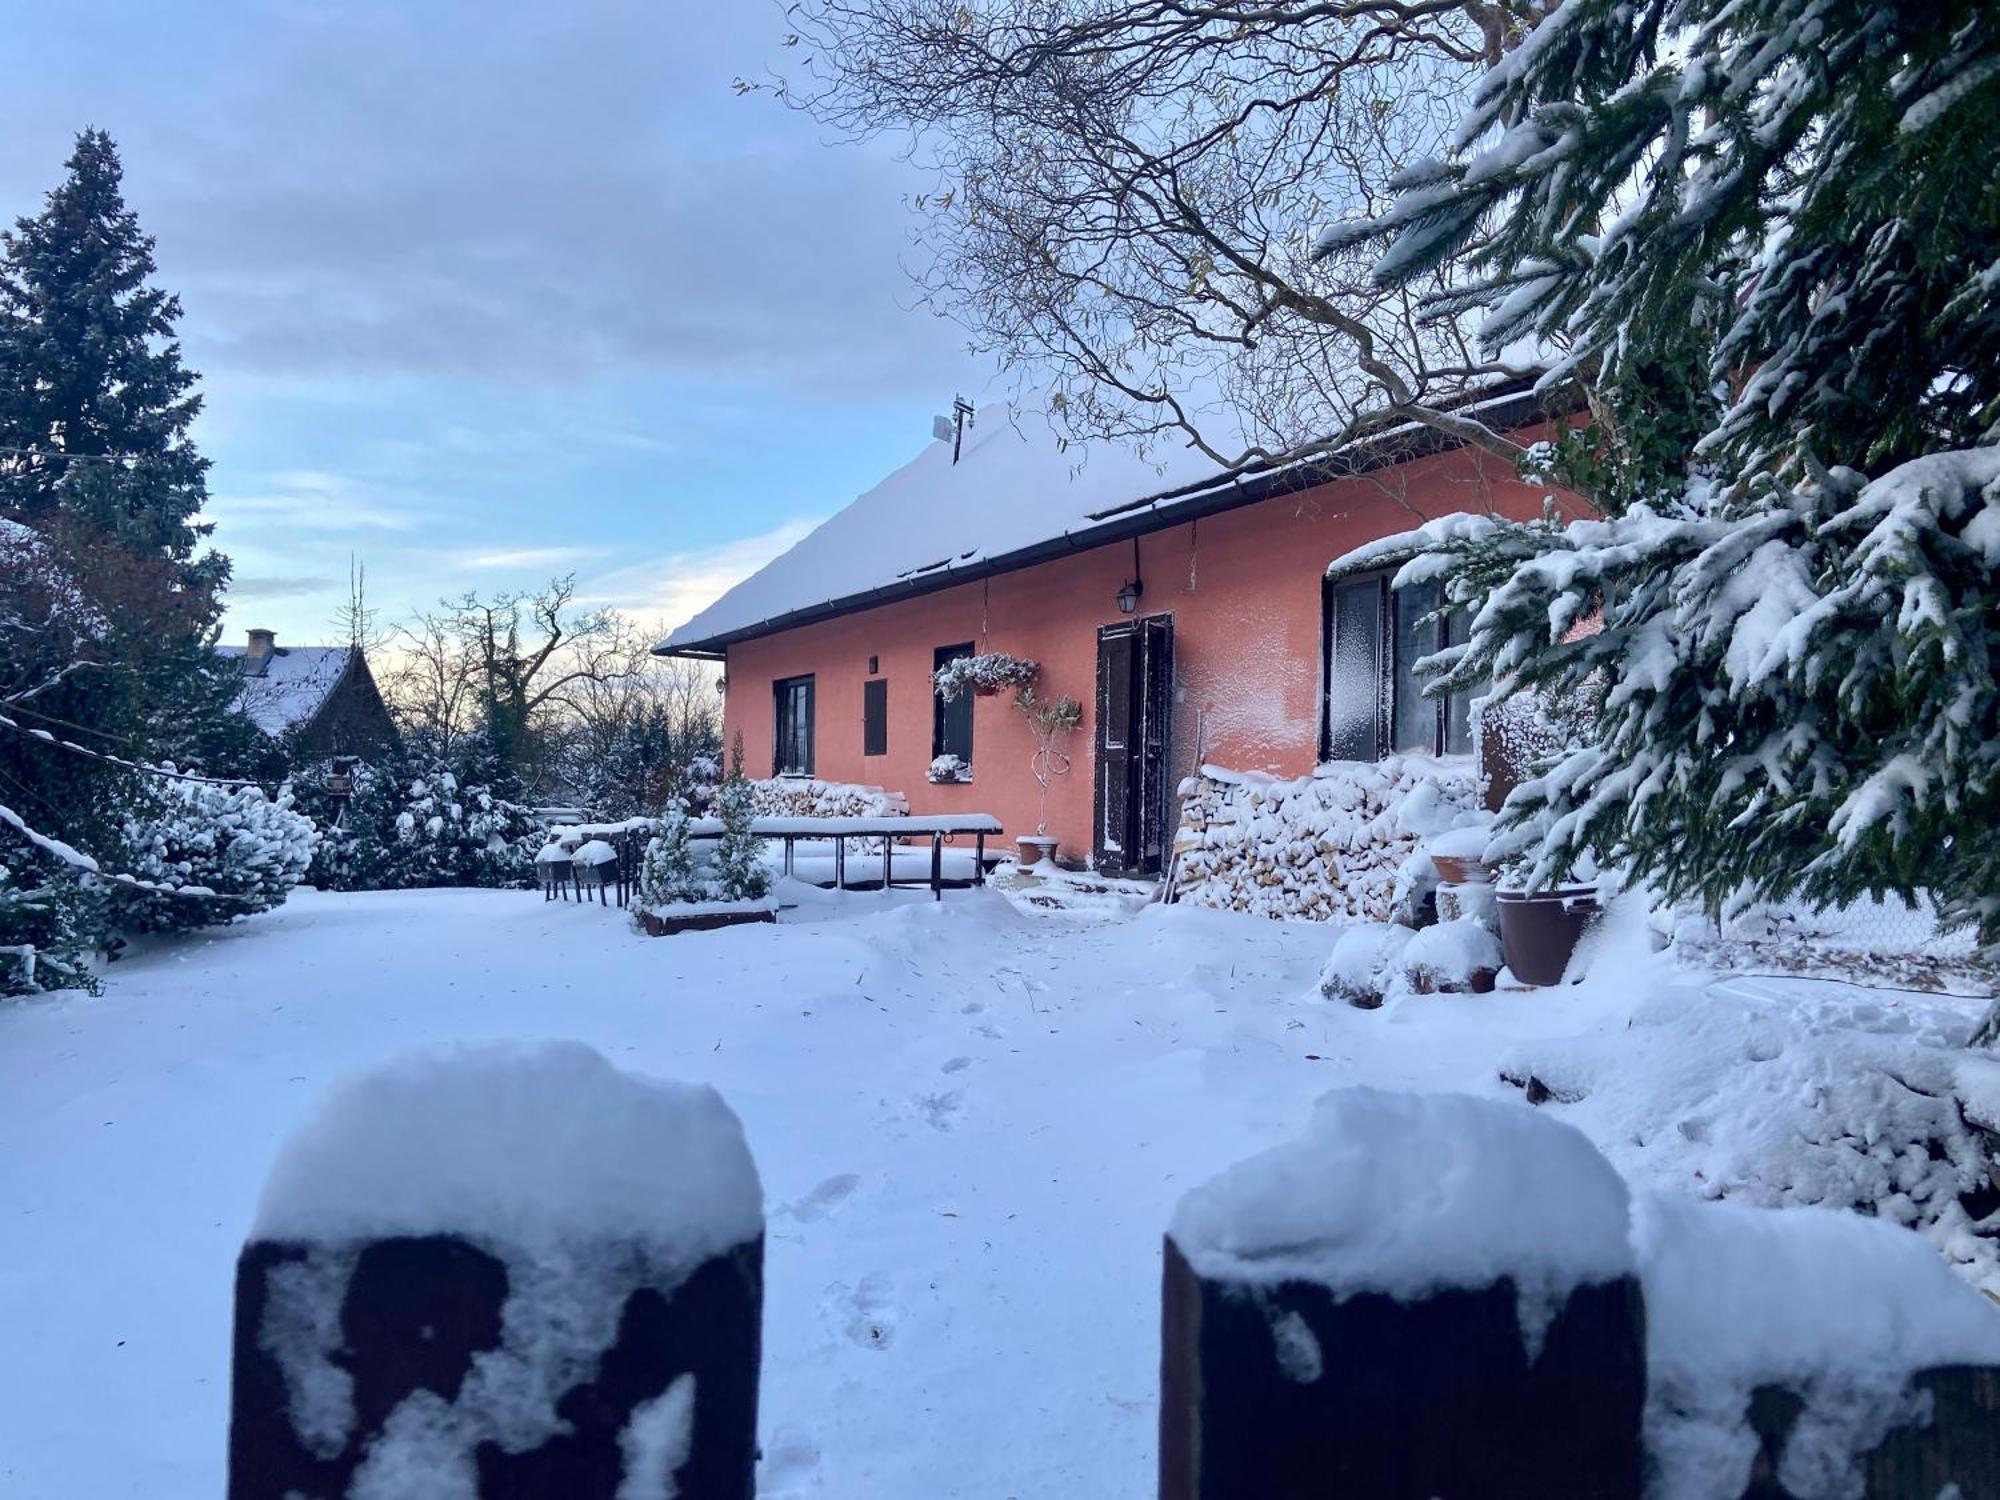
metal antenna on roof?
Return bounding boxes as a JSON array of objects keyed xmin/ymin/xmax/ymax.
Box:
[{"xmin": 931, "ymin": 397, "xmax": 976, "ymax": 464}]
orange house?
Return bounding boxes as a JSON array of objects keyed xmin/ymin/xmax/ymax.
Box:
[{"xmin": 656, "ymin": 395, "xmax": 1583, "ymax": 876}]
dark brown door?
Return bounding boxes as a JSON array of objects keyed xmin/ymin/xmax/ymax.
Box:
[{"xmin": 1094, "ymin": 615, "xmax": 1174, "ymax": 875}]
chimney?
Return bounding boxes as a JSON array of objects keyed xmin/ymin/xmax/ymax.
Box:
[{"xmin": 245, "ymin": 628, "xmax": 277, "ymax": 670}]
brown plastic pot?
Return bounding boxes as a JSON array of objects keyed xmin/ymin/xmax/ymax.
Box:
[{"xmin": 1495, "ymin": 886, "xmax": 1601, "ymax": 987}]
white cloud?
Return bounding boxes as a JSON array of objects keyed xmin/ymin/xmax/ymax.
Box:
[
  {"xmin": 448, "ymin": 544, "xmax": 608, "ymax": 570},
  {"xmin": 204, "ymin": 490, "xmax": 425, "ymax": 532},
  {"xmin": 578, "ymin": 517, "xmax": 822, "ymax": 632}
]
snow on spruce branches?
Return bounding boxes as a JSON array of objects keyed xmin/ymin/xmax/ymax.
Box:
[{"xmin": 1328, "ymin": 0, "xmax": 2000, "ymax": 944}]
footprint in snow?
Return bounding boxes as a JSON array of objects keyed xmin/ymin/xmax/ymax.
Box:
[
  {"xmin": 785, "ymin": 1173, "xmax": 861, "ymax": 1223},
  {"xmin": 824, "ymin": 1273, "xmax": 899, "ymax": 1350},
  {"xmin": 911, "ymin": 1087, "xmax": 964, "ymax": 1131},
  {"xmin": 940, "ymin": 1055, "xmax": 972, "ymax": 1074},
  {"xmin": 758, "ymin": 1426, "xmax": 822, "ymax": 1493}
]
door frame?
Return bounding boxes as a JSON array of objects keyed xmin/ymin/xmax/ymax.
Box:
[{"xmin": 1093, "ymin": 613, "xmax": 1174, "ymax": 876}]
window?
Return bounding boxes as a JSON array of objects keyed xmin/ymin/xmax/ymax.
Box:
[
  {"xmin": 1324, "ymin": 575, "xmax": 1385, "ymax": 760},
  {"xmin": 1322, "ymin": 573, "xmax": 1472, "ymax": 761},
  {"xmin": 773, "ymin": 674, "xmax": 815, "ymax": 775},
  {"xmin": 932, "ymin": 643, "xmax": 974, "ymax": 768},
  {"xmin": 862, "ymin": 677, "xmax": 888, "ymax": 757}
]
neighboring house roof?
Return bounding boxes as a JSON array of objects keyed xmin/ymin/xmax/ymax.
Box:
[
  {"xmin": 656, "ymin": 384, "xmax": 1553, "ymax": 657},
  {"xmin": 217, "ymin": 644, "xmax": 359, "ymax": 738}
]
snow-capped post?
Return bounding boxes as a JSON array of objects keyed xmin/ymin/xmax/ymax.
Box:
[
  {"xmin": 227, "ymin": 1042, "xmax": 764, "ymax": 1499},
  {"xmin": 1159, "ymin": 1090, "xmax": 1645, "ymax": 1499}
]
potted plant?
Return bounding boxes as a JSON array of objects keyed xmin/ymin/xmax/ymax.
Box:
[
  {"xmin": 934, "ymin": 651, "xmax": 1039, "ymax": 701},
  {"xmin": 1014, "ymin": 685, "xmax": 1082, "ymax": 871},
  {"xmin": 927, "ymin": 753, "xmax": 971, "ymax": 785},
  {"xmin": 1494, "ymin": 858, "xmax": 1602, "ymax": 984},
  {"xmin": 1426, "ymin": 824, "xmax": 1497, "ymax": 887}
]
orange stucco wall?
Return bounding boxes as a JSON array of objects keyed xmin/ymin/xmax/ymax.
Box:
[{"xmin": 721, "ymin": 442, "xmax": 1580, "ymax": 865}]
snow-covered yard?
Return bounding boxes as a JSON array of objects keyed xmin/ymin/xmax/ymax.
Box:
[{"xmin": 1, "ymin": 883, "xmax": 1993, "ymax": 1497}]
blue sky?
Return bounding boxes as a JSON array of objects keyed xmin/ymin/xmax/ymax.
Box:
[{"xmin": 0, "ymin": 0, "xmax": 994, "ymax": 644}]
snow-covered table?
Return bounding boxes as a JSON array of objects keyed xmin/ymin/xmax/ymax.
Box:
[
  {"xmin": 550, "ymin": 814, "xmax": 1006, "ymax": 905},
  {"xmin": 689, "ymin": 814, "xmax": 1005, "ymax": 900}
]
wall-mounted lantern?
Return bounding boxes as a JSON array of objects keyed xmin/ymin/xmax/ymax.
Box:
[{"xmin": 1116, "ymin": 577, "xmax": 1145, "ymax": 614}]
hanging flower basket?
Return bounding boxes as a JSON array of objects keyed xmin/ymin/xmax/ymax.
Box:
[{"xmin": 934, "ymin": 652, "xmax": 1038, "ymax": 701}]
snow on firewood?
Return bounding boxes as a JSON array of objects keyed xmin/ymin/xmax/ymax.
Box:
[
  {"xmin": 1172, "ymin": 756, "xmax": 1482, "ymax": 921},
  {"xmin": 748, "ymin": 777, "xmax": 907, "ymax": 820}
]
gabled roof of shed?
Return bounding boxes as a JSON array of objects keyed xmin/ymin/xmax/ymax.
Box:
[{"xmin": 216, "ymin": 644, "xmax": 356, "ymax": 737}]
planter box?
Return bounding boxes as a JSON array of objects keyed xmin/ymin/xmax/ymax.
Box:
[{"xmin": 639, "ymin": 905, "xmax": 777, "ymax": 937}]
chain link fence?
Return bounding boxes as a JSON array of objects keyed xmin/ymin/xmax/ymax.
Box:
[{"xmin": 1683, "ymin": 894, "xmax": 1997, "ymax": 998}]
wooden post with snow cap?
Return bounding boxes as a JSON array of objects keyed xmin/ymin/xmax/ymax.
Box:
[
  {"xmin": 1158, "ymin": 1088, "xmax": 1646, "ymax": 1500},
  {"xmin": 1636, "ymin": 1193, "xmax": 2000, "ymax": 1500},
  {"xmin": 227, "ymin": 1042, "xmax": 763, "ymax": 1499}
]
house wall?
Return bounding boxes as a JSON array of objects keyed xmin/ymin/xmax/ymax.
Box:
[{"xmin": 719, "ymin": 441, "xmax": 1578, "ymax": 866}]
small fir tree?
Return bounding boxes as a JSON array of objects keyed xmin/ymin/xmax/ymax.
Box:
[
  {"xmin": 713, "ymin": 738, "xmax": 770, "ymax": 902},
  {"xmin": 638, "ymin": 803, "xmax": 704, "ymax": 907}
]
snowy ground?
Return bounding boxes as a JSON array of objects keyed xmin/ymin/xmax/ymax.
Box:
[{"xmin": 0, "ymin": 882, "xmax": 1991, "ymax": 1497}]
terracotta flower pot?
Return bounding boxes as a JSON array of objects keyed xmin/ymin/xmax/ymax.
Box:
[
  {"xmin": 1016, "ymin": 835, "xmax": 1059, "ymax": 871},
  {"xmin": 1495, "ymin": 886, "xmax": 1601, "ymax": 986},
  {"xmin": 1431, "ymin": 852, "xmax": 1496, "ymax": 886}
]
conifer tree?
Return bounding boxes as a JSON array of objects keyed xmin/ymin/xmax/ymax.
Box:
[
  {"xmin": 0, "ymin": 129, "xmax": 217, "ymax": 574},
  {"xmin": 0, "ymin": 130, "xmax": 242, "ymax": 868},
  {"xmin": 638, "ymin": 802, "xmax": 703, "ymax": 908},
  {"xmin": 1327, "ymin": 0, "xmax": 2000, "ymax": 942},
  {"xmin": 713, "ymin": 737, "xmax": 770, "ymax": 903}
]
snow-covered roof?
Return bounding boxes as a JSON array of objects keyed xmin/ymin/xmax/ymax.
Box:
[
  {"xmin": 217, "ymin": 643, "xmax": 357, "ymax": 737},
  {"xmin": 658, "ymin": 387, "xmax": 1552, "ymax": 655},
  {"xmin": 660, "ymin": 406, "xmax": 1222, "ymax": 652}
]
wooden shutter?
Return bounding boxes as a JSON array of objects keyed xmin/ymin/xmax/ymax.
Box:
[{"xmin": 863, "ymin": 678, "xmax": 888, "ymax": 757}]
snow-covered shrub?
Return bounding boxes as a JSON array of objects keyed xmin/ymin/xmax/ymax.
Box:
[
  {"xmin": 114, "ymin": 775, "xmax": 317, "ymax": 933},
  {"xmin": 1500, "ymin": 985, "xmax": 2000, "ymax": 1295},
  {"xmin": 1174, "ymin": 758, "xmax": 1482, "ymax": 921},
  {"xmin": 926, "ymin": 753, "xmax": 970, "ymax": 785},
  {"xmin": 1396, "ymin": 917, "xmax": 1502, "ymax": 994},
  {"xmin": 0, "ymin": 839, "xmax": 105, "ymax": 996},
  {"xmin": 301, "ymin": 756, "xmax": 537, "ymax": 891},
  {"xmin": 933, "ymin": 651, "xmax": 1037, "ymax": 702},
  {"xmin": 1317, "ymin": 922, "xmax": 1416, "ymax": 1008},
  {"xmin": 713, "ymin": 768, "xmax": 770, "ymax": 903},
  {"xmin": 637, "ymin": 805, "xmax": 705, "ymax": 907},
  {"xmin": 680, "ymin": 752, "xmax": 723, "ymax": 816}
]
